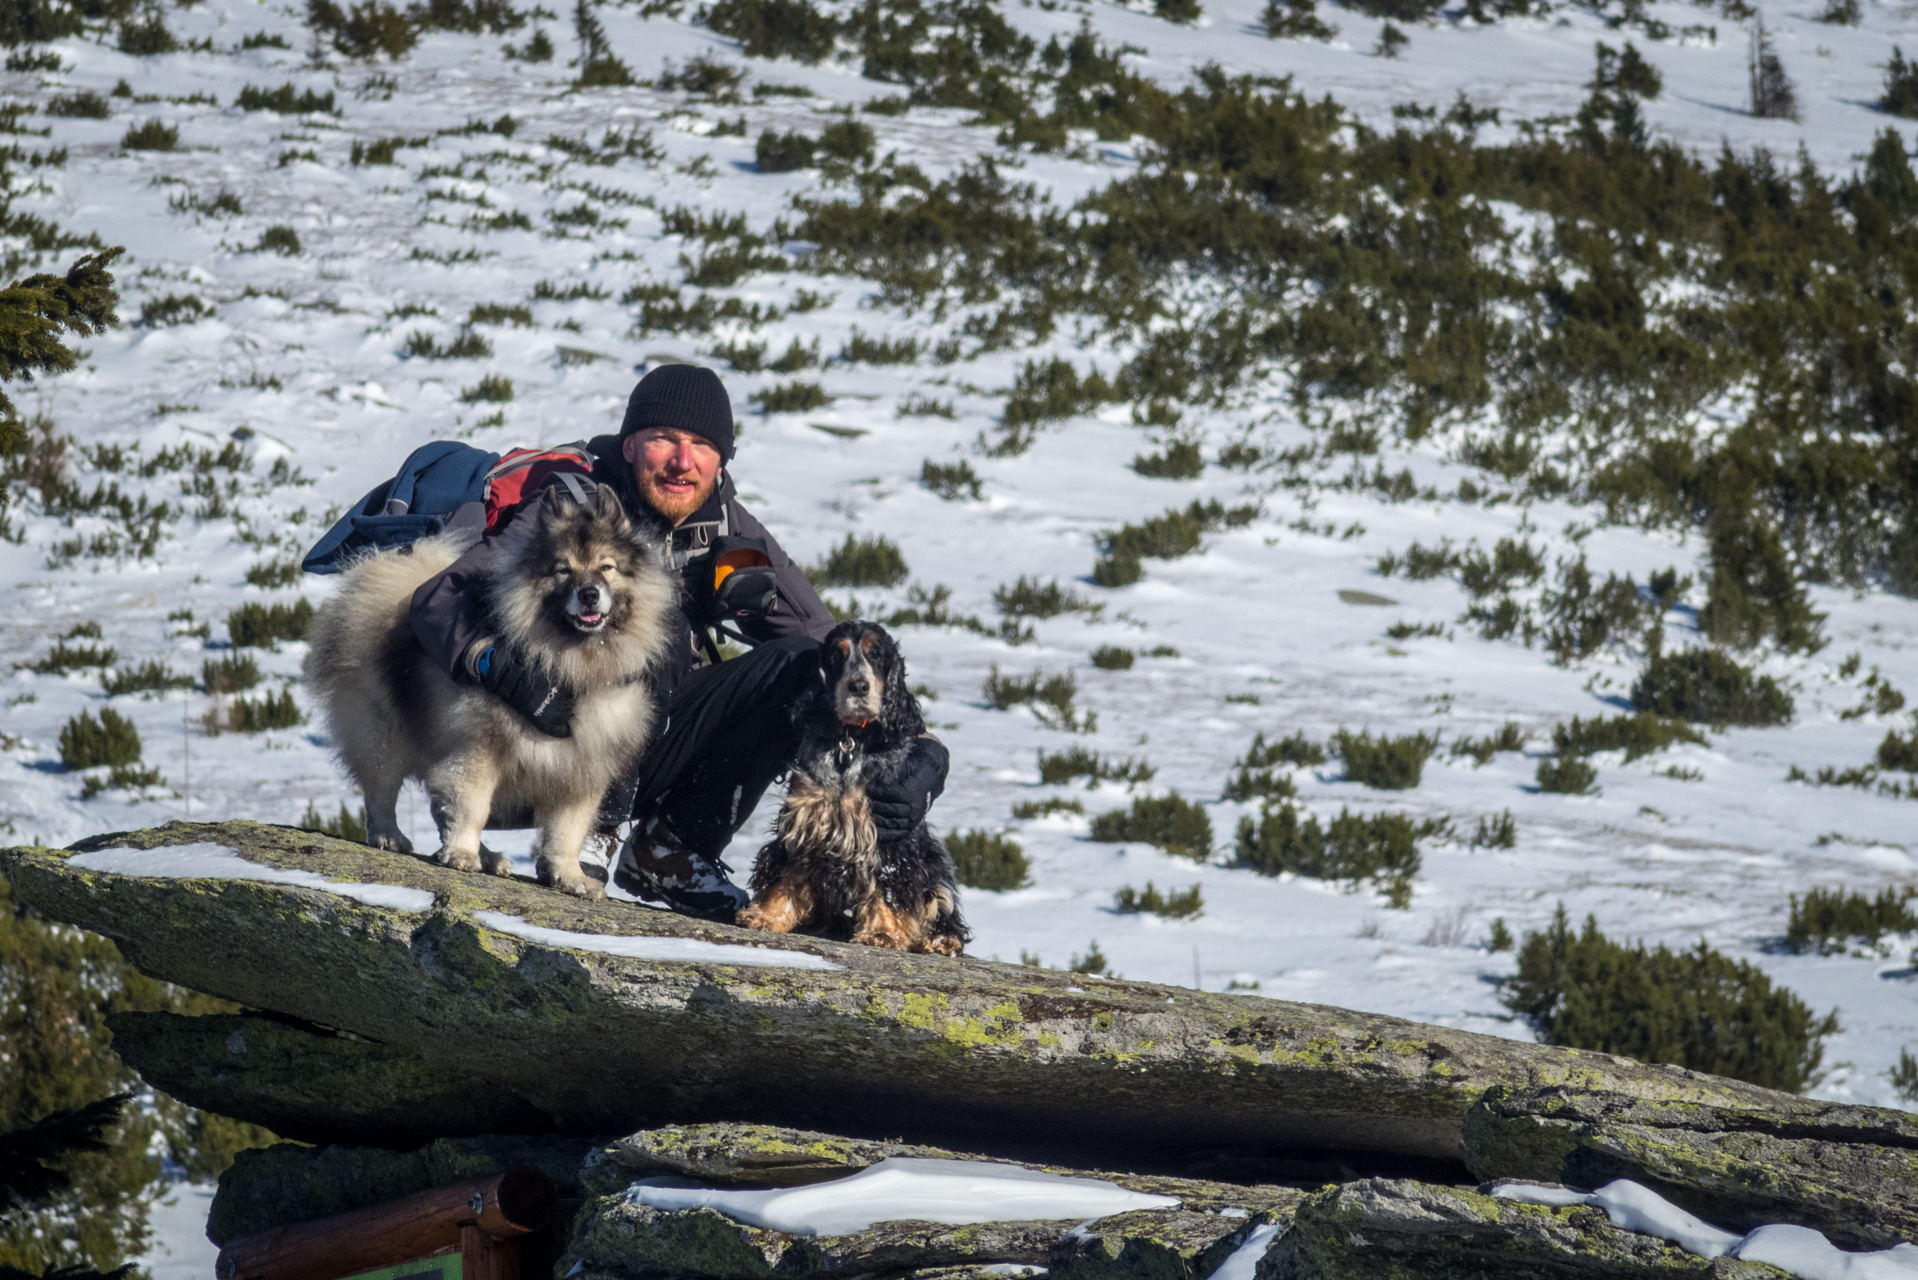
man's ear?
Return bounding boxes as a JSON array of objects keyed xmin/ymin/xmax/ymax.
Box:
[{"xmin": 621, "ymin": 433, "xmax": 642, "ymax": 465}]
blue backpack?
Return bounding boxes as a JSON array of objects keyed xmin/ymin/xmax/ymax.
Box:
[{"xmin": 301, "ymin": 441, "xmax": 499, "ymax": 575}]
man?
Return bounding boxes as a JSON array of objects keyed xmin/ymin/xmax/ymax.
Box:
[{"xmin": 408, "ymin": 364, "xmax": 950, "ymax": 918}]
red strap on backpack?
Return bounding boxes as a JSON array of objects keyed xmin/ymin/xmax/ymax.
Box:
[{"xmin": 481, "ymin": 445, "xmax": 596, "ymax": 530}]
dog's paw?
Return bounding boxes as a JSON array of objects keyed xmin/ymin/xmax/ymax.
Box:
[
  {"xmin": 914, "ymin": 934, "xmax": 965, "ymax": 957},
  {"xmin": 735, "ymin": 905, "xmax": 780, "ymax": 933},
  {"xmin": 554, "ymin": 874, "xmax": 606, "ymax": 901},
  {"xmin": 479, "ymin": 846, "xmax": 513, "ymax": 877},
  {"xmin": 852, "ymin": 929, "xmax": 912, "ymax": 951},
  {"xmin": 436, "ymin": 846, "xmax": 482, "ymax": 873},
  {"xmin": 372, "ymin": 832, "xmax": 415, "ymax": 855}
]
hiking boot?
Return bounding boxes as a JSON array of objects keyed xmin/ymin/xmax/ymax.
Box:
[
  {"xmin": 577, "ymin": 831, "xmax": 614, "ymax": 886},
  {"xmin": 613, "ymin": 820, "xmax": 747, "ymax": 922}
]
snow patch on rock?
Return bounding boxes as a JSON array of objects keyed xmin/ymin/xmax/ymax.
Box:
[
  {"xmin": 68, "ymin": 843, "xmax": 436, "ymax": 911},
  {"xmin": 473, "ymin": 911, "xmax": 843, "ymax": 970},
  {"xmin": 624, "ymin": 1156, "xmax": 1179, "ymax": 1234},
  {"xmin": 1492, "ymin": 1180, "xmax": 1918, "ymax": 1279}
]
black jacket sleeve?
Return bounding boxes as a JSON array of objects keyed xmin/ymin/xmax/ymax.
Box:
[
  {"xmin": 409, "ymin": 536, "xmax": 501, "ymax": 681},
  {"xmin": 723, "ymin": 498, "xmax": 835, "ymax": 644}
]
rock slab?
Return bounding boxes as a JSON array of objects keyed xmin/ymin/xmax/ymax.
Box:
[{"xmin": 2, "ymin": 822, "xmax": 1809, "ymax": 1172}]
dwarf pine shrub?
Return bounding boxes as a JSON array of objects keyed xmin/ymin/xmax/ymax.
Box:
[
  {"xmin": 704, "ymin": 0, "xmax": 837, "ymax": 60},
  {"xmin": 81, "ymin": 762, "xmax": 165, "ymax": 798},
  {"xmin": 1785, "ymin": 886, "xmax": 1918, "ymax": 955},
  {"xmin": 1698, "ymin": 508, "xmax": 1824, "ymax": 652},
  {"xmin": 983, "ymin": 668, "xmax": 1086, "ymax": 732},
  {"xmin": 1089, "ymin": 792, "xmax": 1212, "ymax": 859},
  {"xmin": 1502, "ymin": 906, "xmax": 1838, "ymax": 1092},
  {"xmin": 121, "ymin": 119, "xmax": 178, "ymax": 151},
  {"xmin": 227, "ymin": 599, "xmax": 313, "ymax": 648},
  {"xmin": 1471, "ymin": 810, "xmax": 1517, "ymax": 848},
  {"xmin": 1262, "ymin": 0, "xmax": 1335, "ymax": 37},
  {"xmin": 1221, "ymin": 733, "xmax": 1312, "ymax": 802},
  {"xmin": 1886, "ymin": 47, "xmax": 1918, "ymax": 118},
  {"xmin": 1552, "ymin": 713, "xmax": 1705, "ymax": 761},
  {"xmin": 1090, "ymin": 645, "xmax": 1134, "ymax": 670},
  {"xmin": 1450, "ymin": 721, "xmax": 1525, "ymax": 765},
  {"xmin": 1879, "ymin": 730, "xmax": 1918, "ymax": 772},
  {"xmin": 226, "ymin": 688, "xmax": 303, "ymax": 732},
  {"xmin": 1131, "ymin": 439, "xmax": 1203, "ymax": 479},
  {"xmin": 244, "ymin": 558, "xmax": 302, "ymax": 589},
  {"xmin": 1013, "ymin": 796, "xmax": 1084, "ymax": 818},
  {"xmin": 460, "ymin": 375, "xmax": 514, "ymax": 403},
  {"xmin": 811, "ymin": 533, "xmax": 907, "ymax": 587},
  {"xmin": 1630, "ymin": 648, "xmax": 1793, "ymax": 726},
  {"xmin": 1234, "ymin": 802, "xmax": 1426, "ymax": 905},
  {"xmin": 1114, "ymin": 881, "xmax": 1203, "ymax": 919},
  {"xmin": 24, "ymin": 640, "xmax": 117, "ymax": 673},
  {"xmin": 102, "ymin": 660, "xmax": 191, "ymax": 696},
  {"xmin": 60, "ymin": 708, "xmax": 142, "ymax": 770},
  {"xmin": 1334, "ymin": 729, "xmax": 1436, "ymax": 790},
  {"xmin": 946, "ymin": 830, "xmax": 1031, "ymax": 891},
  {"xmin": 756, "ymin": 129, "xmax": 815, "ymax": 172},
  {"xmin": 310, "ymin": 0, "xmax": 418, "ymax": 58},
  {"xmin": 48, "ymin": 91, "xmax": 111, "ymax": 118},
  {"xmin": 1094, "ymin": 499, "xmax": 1258, "ymax": 586},
  {"xmin": 994, "ymin": 576, "xmax": 1099, "ymax": 619},
  {"xmin": 300, "ymin": 800, "xmax": 369, "ymax": 842},
  {"xmin": 1457, "ymin": 537, "xmax": 1544, "ymax": 597},
  {"xmin": 202, "ymin": 653, "xmax": 261, "ymax": 693},
  {"xmin": 1036, "ymin": 745, "xmax": 1153, "ymax": 786},
  {"xmin": 118, "ymin": 9, "xmax": 178, "ymax": 54},
  {"xmin": 1535, "ymin": 755, "xmax": 1599, "ymax": 795},
  {"xmin": 235, "ymin": 82, "xmax": 338, "ymax": 114},
  {"xmin": 751, "ymin": 381, "xmax": 830, "ymax": 414},
  {"xmin": 1541, "ymin": 558, "xmax": 1648, "ymax": 663},
  {"xmin": 139, "ymin": 294, "xmax": 209, "ymax": 327}
]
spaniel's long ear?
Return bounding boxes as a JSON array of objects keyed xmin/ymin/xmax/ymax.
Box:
[{"xmin": 874, "ymin": 629, "xmax": 922, "ymax": 735}]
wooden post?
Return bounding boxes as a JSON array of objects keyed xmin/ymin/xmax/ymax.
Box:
[{"xmin": 216, "ymin": 1168, "xmax": 558, "ymax": 1280}]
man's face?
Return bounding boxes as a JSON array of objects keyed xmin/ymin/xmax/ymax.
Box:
[{"xmin": 622, "ymin": 427, "xmax": 721, "ymax": 526}]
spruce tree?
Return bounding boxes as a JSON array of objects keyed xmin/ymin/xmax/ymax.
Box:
[
  {"xmin": 0, "ymin": 249, "xmax": 121, "ymax": 448},
  {"xmin": 1747, "ymin": 18, "xmax": 1798, "ymax": 120},
  {"xmin": 0, "ymin": 878, "xmax": 278, "ymax": 1276}
]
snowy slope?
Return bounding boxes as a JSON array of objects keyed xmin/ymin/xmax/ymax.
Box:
[{"xmin": 4, "ymin": 0, "xmax": 1918, "ymax": 1194}]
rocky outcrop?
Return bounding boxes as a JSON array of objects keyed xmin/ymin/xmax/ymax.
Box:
[
  {"xmin": 1462, "ymin": 1085, "xmax": 1918, "ymax": 1250},
  {"xmin": 10, "ymin": 822, "xmax": 1917, "ymax": 1280},
  {"xmin": 1259, "ymin": 1177, "xmax": 1796, "ymax": 1278},
  {"xmin": 0, "ymin": 822, "xmax": 1809, "ymax": 1173},
  {"xmin": 107, "ymin": 1012, "xmax": 542, "ymax": 1146}
]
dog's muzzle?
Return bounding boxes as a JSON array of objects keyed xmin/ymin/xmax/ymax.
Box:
[{"xmin": 568, "ymin": 585, "xmax": 609, "ymax": 632}]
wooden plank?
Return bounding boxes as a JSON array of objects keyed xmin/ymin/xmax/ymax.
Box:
[{"xmin": 215, "ymin": 1168, "xmax": 556, "ymax": 1280}]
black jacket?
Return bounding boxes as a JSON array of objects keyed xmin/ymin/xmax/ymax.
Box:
[{"xmin": 407, "ymin": 435, "xmax": 834, "ymax": 685}]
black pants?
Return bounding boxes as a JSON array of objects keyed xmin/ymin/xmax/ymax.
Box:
[{"xmin": 597, "ymin": 635, "xmax": 820, "ymax": 858}]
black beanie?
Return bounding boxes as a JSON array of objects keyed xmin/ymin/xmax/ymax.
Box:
[{"xmin": 619, "ymin": 364, "xmax": 735, "ymax": 462}]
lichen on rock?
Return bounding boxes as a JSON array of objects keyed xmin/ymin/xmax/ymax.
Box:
[{"xmin": 1462, "ymin": 1085, "xmax": 1918, "ymax": 1250}]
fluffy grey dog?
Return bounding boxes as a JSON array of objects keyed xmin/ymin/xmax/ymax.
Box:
[{"xmin": 304, "ymin": 484, "xmax": 678, "ymax": 899}]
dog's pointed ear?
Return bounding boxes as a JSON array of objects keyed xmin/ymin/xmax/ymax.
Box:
[
  {"xmin": 536, "ymin": 481, "xmax": 574, "ymax": 527},
  {"xmin": 592, "ymin": 481, "xmax": 629, "ymax": 529}
]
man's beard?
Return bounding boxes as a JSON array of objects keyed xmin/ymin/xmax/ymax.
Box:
[{"xmin": 639, "ymin": 470, "xmax": 716, "ymax": 523}]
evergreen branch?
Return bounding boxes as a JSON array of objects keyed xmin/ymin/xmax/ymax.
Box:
[
  {"xmin": 0, "ymin": 1093, "xmax": 133, "ymax": 1215},
  {"xmin": 0, "ymin": 1264, "xmax": 140, "ymax": 1280},
  {"xmin": 0, "ymin": 247, "xmax": 124, "ymax": 421}
]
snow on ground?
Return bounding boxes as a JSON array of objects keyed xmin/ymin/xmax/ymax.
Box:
[
  {"xmin": 140, "ymin": 1179, "xmax": 219, "ymax": 1280},
  {"xmin": 3, "ymin": 4, "xmax": 1918, "ymax": 1262}
]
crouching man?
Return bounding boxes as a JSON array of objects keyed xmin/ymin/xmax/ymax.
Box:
[{"xmin": 407, "ymin": 364, "xmax": 950, "ymax": 918}]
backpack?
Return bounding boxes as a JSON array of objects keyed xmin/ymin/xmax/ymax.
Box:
[{"xmin": 301, "ymin": 441, "xmax": 596, "ymax": 574}]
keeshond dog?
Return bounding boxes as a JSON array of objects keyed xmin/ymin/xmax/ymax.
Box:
[{"xmin": 304, "ymin": 483, "xmax": 678, "ymax": 899}]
